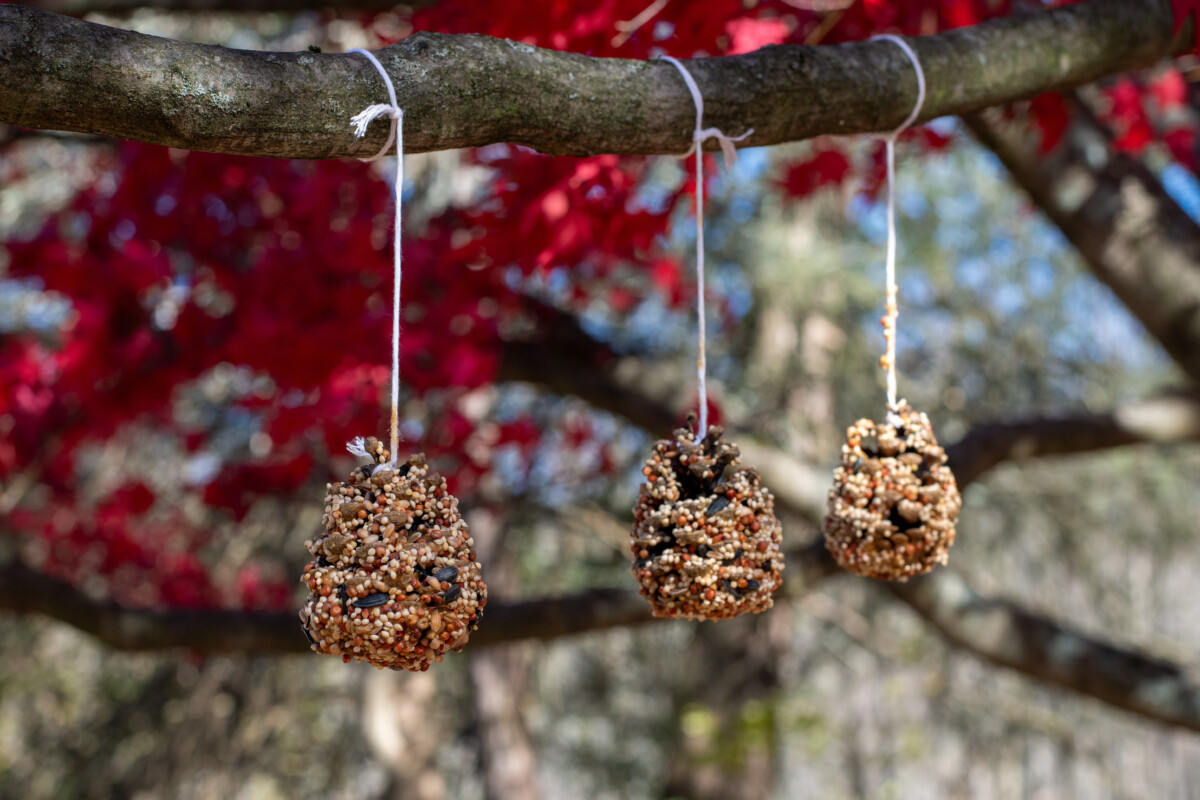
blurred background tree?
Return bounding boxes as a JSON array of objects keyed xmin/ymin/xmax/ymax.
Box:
[{"xmin": 3, "ymin": 1, "xmax": 1200, "ymax": 798}]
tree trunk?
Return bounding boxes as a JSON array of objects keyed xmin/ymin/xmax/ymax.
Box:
[{"xmin": 467, "ymin": 508, "xmax": 543, "ymax": 800}]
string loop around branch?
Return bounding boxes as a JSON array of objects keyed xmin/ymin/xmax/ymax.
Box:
[
  {"xmin": 349, "ymin": 47, "xmax": 404, "ymax": 468},
  {"xmin": 658, "ymin": 55, "xmax": 753, "ymax": 443},
  {"xmin": 869, "ymin": 34, "xmax": 926, "ymax": 423}
]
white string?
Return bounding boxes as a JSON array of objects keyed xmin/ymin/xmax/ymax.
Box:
[
  {"xmin": 870, "ymin": 34, "xmax": 926, "ymax": 424},
  {"xmin": 659, "ymin": 55, "xmax": 754, "ymax": 443},
  {"xmin": 348, "ymin": 47, "xmax": 403, "ymax": 469}
]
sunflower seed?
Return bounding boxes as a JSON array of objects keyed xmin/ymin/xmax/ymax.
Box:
[
  {"xmin": 442, "ymin": 585, "xmax": 462, "ymax": 603},
  {"xmin": 705, "ymin": 494, "xmax": 732, "ymax": 516},
  {"xmin": 433, "ymin": 566, "xmax": 459, "ymax": 583},
  {"xmin": 354, "ymin": 592, "xmax": 390, "ymax": 608}
]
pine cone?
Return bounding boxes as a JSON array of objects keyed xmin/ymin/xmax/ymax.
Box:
[
  {"xmin": 824, "ymin": 404, "xmax": 961, "ymax": 581},
  {"xmin": 300, "ymin": 437, "xmax": 486, "ymax": 671},
  {"xmin": 630, "ymin": 421, "xmax": 784, "ymax": 620}
]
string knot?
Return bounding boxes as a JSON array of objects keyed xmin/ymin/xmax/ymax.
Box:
[
  {"xmin": 349, "ymin": 48, "xmax": 403, "ymax": 164},
  {"xmin": 693, "ymin": 126, "xmax": 753, "ymax": 168},
  {"xmin": 351, "ymin": 103, "xmax": 402, "ymax": 149},
  {"xmin": 658, "ymin": 55, "xmax": 753, "ymax": 166}
]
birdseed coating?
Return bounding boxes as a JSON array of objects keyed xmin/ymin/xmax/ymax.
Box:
[
  {"xmin": 299, "ymin": 437, "xmax": 486, "ymax": 671},
  {"xmin": 630, "ymin": 422, "xmax": 785, "ymax": 620},
  {"xmin": 823, "ymin": 403, "xmax": 961, "ymax": 581}
]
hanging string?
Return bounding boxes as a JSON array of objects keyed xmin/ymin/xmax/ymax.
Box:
[
  {"xmin": 348, "ymin": 47, "xmax": 404, "ymax": 468},
  {"xmin": 658, "ymin": 55, "xmax": 753, "ymax": 443},
  {"xmin": 870, "ymin": 34, "xmax": 926, "ymax": 421}
]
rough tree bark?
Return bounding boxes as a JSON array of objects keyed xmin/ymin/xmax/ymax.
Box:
[
  {"xmin": 0, "ymin": 1, "xmax": 1186, "ymax": 159},
  {"xmin": 967, "ymin": 100, "xmax": 1200, "ymax": 384}
]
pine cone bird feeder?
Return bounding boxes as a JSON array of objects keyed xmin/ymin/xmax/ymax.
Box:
[
  {"xmin": 300, "ymin": 437, "xmax": 486, "ymax": 670},
  {"xmin": 631, "ymin": 421, "xmax": 784, "ymax": 619},
  {"xmin": 823, "ymin": 404, "xmax": 961, "ymax": 581}
]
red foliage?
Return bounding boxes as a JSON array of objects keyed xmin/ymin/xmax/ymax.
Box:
[
  {"xmin": 777, "ymin": 145, "xmax": 852, "ymax": 199},
  {"xmin": 1104, "ymin": 79, "xmax": 1156, "ymax": 155}
]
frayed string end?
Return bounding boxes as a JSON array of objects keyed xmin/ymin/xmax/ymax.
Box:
[{"xmin": 351, "ymin": 104, "xmax": 399, "ymax": 137}]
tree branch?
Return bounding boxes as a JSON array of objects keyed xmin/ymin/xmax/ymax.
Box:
[
  {"xmin": 966, "ymin": 102, "xmax": 1200, "ymax": 384},
  {"xmin": 0, "ymin": 539, "xmax": 839, "ymax": 653},
  {"xmin": 946, "ymin": 392, "xmax": 1200, "ymax": 488},
  {"xmin": 0, "ymin": 1, "xmax": 1184, "ymax": 159},
  {"xmin": 499, "ymin": 319, "xmax": 1200, "ymax": 514},
  {"xmin": 889, "ymin": 570, "xmax": 1200, "ymax": 732},
  {"xmin": 0, "ymin": 559, "xmax": 651, "ymax": 653},
  {"xmin": 10, "ymin": 537, "xmax": 1200, "ymax": 733},
  {"xmin": 497, "ymin": 307, "xmax": 676, "ymax": 435}
]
